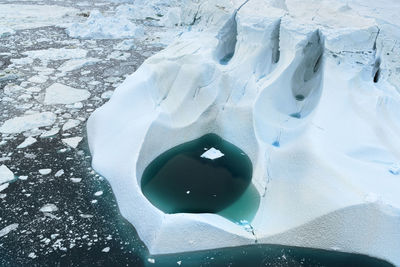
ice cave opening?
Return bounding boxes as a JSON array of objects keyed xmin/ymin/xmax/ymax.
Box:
[{"xmin": 140, "ymin": 133, "xmax": 256, "ymax": 219}]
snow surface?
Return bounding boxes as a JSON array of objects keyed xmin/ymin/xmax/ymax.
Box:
[{"xmin": 87, "ymin": 0, "xmax": 400, "ymax": 265}]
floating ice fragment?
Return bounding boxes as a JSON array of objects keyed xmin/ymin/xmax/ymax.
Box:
[
  {"xmin": 19, "ymin": 175, "xmax": 28, "ymax": 180},
  {"xmin": 94, "ymin": 191, "xmax": 103, "ymax": 196},
  {"xmin": 58, "ymin": 58, "xmax": 100, "ymax": 72},
  {"xmin": 28, "ymin": 252, "xmax": 37, "ymax": 259},
  {"xmin": 40, "ymin": 203, "xmax": 58, "ymax": 213},
  {"xmin": 147, "ymin": 258, "xmax": 155, "ymax": 264},
  {"xmin": 200, "ymin": 147, "xmax": 224, "ymax": 160},
  {"xmin": 102, "ymin": 247, "xmax": 110, "ymax": 253},
  {"xmin": 0, "ymin": 165, "xmax": 14, "ymax": 184},
  {"xmin": 62, "ymin": 119, "xmax": 81, "ymax": 131},
  {"xmin": 28, "ymin": 75, "xmax": 48, "ymax": 84},
  {"xmin": 62, "ymin": 137, "xmax": 83, "ymax": 148},
  {"xmin": 40, "ymin": 127, "xmax": 60, "ymax": 138},
  {"xmin": 17, "ymin": 136, "xmax": 37, "ymax": 149},
  {"xmin": 54, "ymin": 169, "xmax": 64, "ymax": 177},
  {"xmin": 39, "ymin": 169, "xmax": 51, "ymax": 175},
  {"xmin": 0, "ymin": 112, "xmax": 56, "ymax": 134},
  {"xmin": 0, "ymin": 223, "xmax": 18, "ymax": 237},
  {"xmin": 44, "ymin": 83, "xmax": 90, "ymax": 105},
  {"xmin": 70, "ymin": 178, "xmax": 82, "ymax": 183}
]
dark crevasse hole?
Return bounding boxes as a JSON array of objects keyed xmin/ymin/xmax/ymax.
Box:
[
  {"xmin": 271, "ymin": 20, "xmax": 281, "ymax": 64},
  {"xmin": 295, "ymin": 94, "xmax": 305, "ymax": 101},
  {"xmin": 374, "ymin": 68, "xmax": 381, "ymax": 83},
  {"xmin": 141, "ymin": 133, "xmax": 253, "ymax": 215},
  {"xmin": 215, "ymin": 13, "xmax": 238, "ymax": 65},
  {"xmin": 373, "ymin": 57, "xmax": 381, "ymax": 83}
]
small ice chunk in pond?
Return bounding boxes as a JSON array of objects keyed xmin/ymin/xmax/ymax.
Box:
[
  {"xmin": 17, "ymin": 136, "xmax": 37, "ymax": 149},
  {"xmin": 389, "ymin": 163, "xmax": 400, "ymax": 175},
  {"xmin": 40, "ymin": 204, "xmax": 58, "ymax": 213},
  {"xmin": 200, "ymin": 147, "xmax": 224, "ymax": 160},
  {"xmin": 62, "ymin": 137, "xmax": 83, "ymax": 148},
  {"xmin": 0, "ymin": 165, "xmax": 14, "ymax": 184},
  {"xmin": 0, "ymin": 223, "xmax": 18, "ymax": 237},
  {"xmin": 186, "ymin": 190, "xmax": 190, "ymax": 194},
  {"xmin": 177, "ymin": 261, "xmax": 182, "ymax": 266},
  {"xmin": 102, "ymin": 247, "xmax": 110, "ymax": 253},
  {"xmin": 147, "ymin": 258, "xmax": 155, "ymax": 264},
  {"xmin": 19, "ymin": 175, "xmax": 28, "ymax": 180},
  {"xmin": 54, "ymin": 169, "xmax": 64, "ymax": 177},
  {"xmin": 70, "ymin": 178, "xmax": 82, "ymax": 183},
  {"xmin": 94, "ymin": 191, "xmax": 103, "ymax": 196},
  {"xmin": 39, "ymin": 169, "xmax": 52, "ymax": 175}
]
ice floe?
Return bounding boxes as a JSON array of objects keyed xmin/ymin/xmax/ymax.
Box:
[
  {"xmin": 0, "ymin": 112, "xmax": 56, "ymax": 134},
  {"xmin": 44, "ymin": 83, "xmax": 90, "ymax": 105}
]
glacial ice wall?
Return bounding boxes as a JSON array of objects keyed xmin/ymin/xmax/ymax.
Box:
[{"xmin": 87, "ymin": 0, "xmax": 400, "ymax": 265}]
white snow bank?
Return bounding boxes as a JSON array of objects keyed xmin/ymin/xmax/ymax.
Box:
[
  {"xmin": 87, "ymin": 0, "xmax": 400, "ymax": 265},
  {"xmin": 0, "ymin": 112, "xmax": 56, "ymax": 134},
  {"xmin": 66, "ymin": 10, "xmax": 144, "ymax": 39}
]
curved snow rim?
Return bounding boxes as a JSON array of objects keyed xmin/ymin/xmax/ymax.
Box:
[{"xmin": 87, "ymin": 4, "xmax": 400, "ymax": 265}]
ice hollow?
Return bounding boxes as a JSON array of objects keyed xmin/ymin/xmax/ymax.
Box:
[
  {"xmin": 141, "ymin": 134, "xmax": 253, "ymax": 215},
  {"xmin": 87, "ymin": 0, "xmax": 400, "ymax": 265}
]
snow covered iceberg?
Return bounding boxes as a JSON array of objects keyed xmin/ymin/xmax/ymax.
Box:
[{"xmin": 87, "ymin": 0, "xmax": 400, "ymax": 265}]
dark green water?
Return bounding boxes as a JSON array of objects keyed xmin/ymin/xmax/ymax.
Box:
[{"xmin": 141, "ymin": 134, "xmax": 253, "ymax": 214}]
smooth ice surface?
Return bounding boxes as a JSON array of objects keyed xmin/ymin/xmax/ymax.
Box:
[{"xmin": 87, "ymin": 0, "xmax": 400, "ymax": 265}]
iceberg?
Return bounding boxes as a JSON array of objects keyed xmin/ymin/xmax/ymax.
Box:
[{"xmin": 87, "ymin": 0, "xmax": 400, "ymax": 265}]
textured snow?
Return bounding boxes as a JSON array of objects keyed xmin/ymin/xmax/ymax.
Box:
[
  {"xmin": 87, "ymin": 0, "xmax": 400, "ymax": 265},
  {"xmin": 66, "ymin": 10, "xmax": 144, "ymax": 39},
  {"xmin": 200, "ymin": 147, "xmax": 224, "ymax": 160},
  {"xmin": 44, "ymin": 83, "xmax": 90, "ymax": 105},
  {"xmin": 0, "ymin": 165, "xmax": 14, "ymax": 185},
  {"xmin": 0, "ymin": 112, "xmax": 56, "ymax": 134}
]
